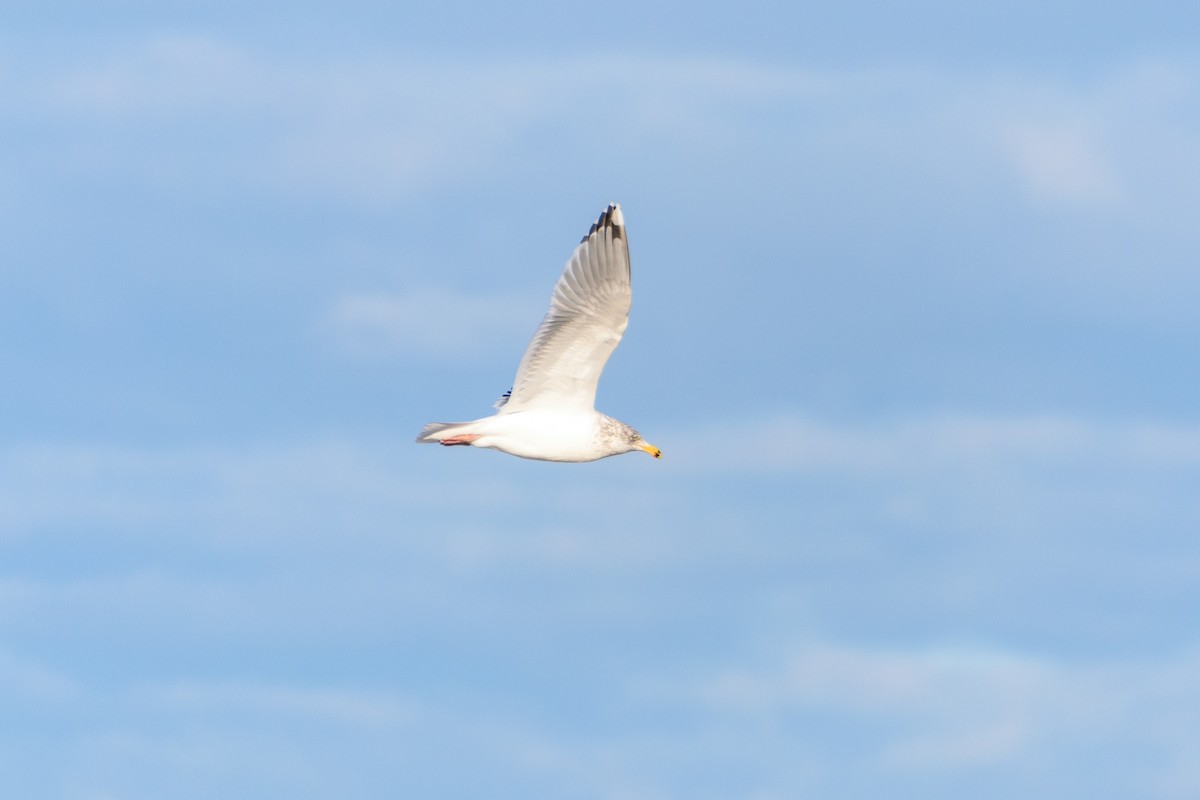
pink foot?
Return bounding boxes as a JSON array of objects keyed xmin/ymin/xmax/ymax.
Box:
[{"xmin": 440, "ymin": 434, "xmax": 480, "ymax": 446}]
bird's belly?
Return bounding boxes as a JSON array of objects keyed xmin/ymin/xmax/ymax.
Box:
[{"xmin": 473, "ymin": 411, "xmax": 603, "ymax": 462}]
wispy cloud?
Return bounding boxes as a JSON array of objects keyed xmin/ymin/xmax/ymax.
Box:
[
  {"xmin": 981, "ymin": 59, "xmax": 1200, "ymax": 217},
  {"xmin": 4, "ymin": 409, "xmax": 1195, "ymax": 594},
  {"xmin": 1003, "ymin": 123, "xmax": 1122, "ymax": 206},
  {"xmin": 3, "ymin": 418, "xmax": 1198, "ymax": 796},
  {"xmin": 6, "ymin": 412, "xmax": 1198, "ymax": 549},
  {"xmin": 689, "ymin": 642, "xmax": 1200, "ymax": 776},
  {"xmin": 136, "ymin": 681, "xmax": 410, "ymax": 728},
  {"xmin": 9, "ymin": 35, "xmax": 1199, "ymax": 228},
  {"xmin": 667, "ymin": 412, "xmax": 1200, "ymax": 475},
  {"xmin": 11, "ymin": 38, "xmax": 834, "ymax": 205},
  {"xmin": 0, "ymin": 647, "xmax": 80, "ymax": 703},
  {"xmin": 324, "ymin": 288, "xmax": 538, "ymax": 359}
]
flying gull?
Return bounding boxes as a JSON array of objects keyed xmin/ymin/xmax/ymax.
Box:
[{"xmin": 416, "ymin": 202, "xmax": 662, "ymax": 462}]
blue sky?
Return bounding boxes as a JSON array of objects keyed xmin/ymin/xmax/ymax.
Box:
[{"xmin": 3, "ymin": 2, "xmax": 1200, "ymax": 798}]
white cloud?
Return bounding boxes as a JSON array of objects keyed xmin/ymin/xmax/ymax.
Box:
[
  {"xmin": 0, "ymin": 647, "xmax": 80, "ymax": 703},
  {"xmin": 9, "ymin": 35, "xmax": 1199, "ymax": 230},
  {"xmin": 46, "ymin": 36, "xmax": 258, "ymax": 115},
  {"xmin": 882, "ymin": 717, "xmax": 1027, "ymax": 770},
  {"xmin": 4, "ymin": 410, "xmax": 1197, "ymax": 559},
  {"xmin": 667, "ymin": 412, "xmax": 1200, "ymax": 476},
  {"xmin": 0, "ymin": 438, "xmax": 532, "ymax": 544},
  {"xmin": 690, "ymin": 642, "xmax": 1200, "ymax": 777},
  {"xmin": 700, "ymin": 644, "xmax": 1045, "ymax": 717},
  {"xmin": 979, "ymin": 59, "xmax": 1200, "ymax": 220},
  {"xmin": 136, "ymin": 681, "xmax": 410, "ymax": 728},
  {"xmin": 0, "ymin": 443, "xmax": 208, "ymax": 539},
  {"xmin": 324, "ymin": 288, "xmax": 538, "ymax": 359},
  {"xmin": 0, "ymin": 421, "xmax": 1196, "ymax": 796},
  {"xmin": 1003, "ymin": 123, "xmax": 1122, "ymax": 206},
  {"xmin": 10, "ymin": 39, "xmax": 836, "ymax": 205}
]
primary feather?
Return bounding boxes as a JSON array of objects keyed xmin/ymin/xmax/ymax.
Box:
[{"xmin": 500, "ymin": 203, "xmax": 631, "ymax": 414}]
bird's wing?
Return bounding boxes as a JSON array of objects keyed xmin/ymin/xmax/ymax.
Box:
[{"xmin": 499, "ymin": 203, "xmax": 632, "ymax": 414}]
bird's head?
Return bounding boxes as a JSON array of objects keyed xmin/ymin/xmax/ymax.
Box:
[{"xmin": 628, "ymin": 430, "xmax": 662, "ymax": 459}]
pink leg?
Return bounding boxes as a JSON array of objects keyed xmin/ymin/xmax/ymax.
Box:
[{"xmin": 440, "ymin": 434, "xmax": 480, "ymax": 446}]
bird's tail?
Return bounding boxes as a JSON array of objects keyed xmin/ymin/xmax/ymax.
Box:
[{"xmin": 415, "ymin": 421, "xmax": 472, "ymax": 444}]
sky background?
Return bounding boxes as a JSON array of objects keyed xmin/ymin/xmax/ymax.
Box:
[{"xmin": 3, "ymin": 2, "xmax": 1200, "ymax": 798}]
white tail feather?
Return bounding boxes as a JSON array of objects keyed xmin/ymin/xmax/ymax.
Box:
[{"xmin": 415, "ymin": 421, "xmax": 472, "ymax": 443}]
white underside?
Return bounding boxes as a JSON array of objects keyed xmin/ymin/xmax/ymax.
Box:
[{"xmin": 420, "ymin": 410, "xmax": 613, "ymax": 462}]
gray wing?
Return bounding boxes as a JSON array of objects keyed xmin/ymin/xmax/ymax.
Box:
[{"xmin": 498, "ymin": 203, "xmax": 632, "ymax": 414}]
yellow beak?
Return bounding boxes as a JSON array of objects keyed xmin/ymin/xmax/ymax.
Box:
[{"xmin": 638, "ymin": 442, "xmax": 663, "ymax": 459}]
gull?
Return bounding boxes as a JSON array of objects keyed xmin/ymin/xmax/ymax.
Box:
[{"xmin": 416, "ymin": 202, "xmax": 662, "ymax": 462}]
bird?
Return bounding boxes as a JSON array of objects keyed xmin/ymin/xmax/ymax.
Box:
[{"xmin": 416, "ymin": 202, "xmax": 662, "ymax": 463}]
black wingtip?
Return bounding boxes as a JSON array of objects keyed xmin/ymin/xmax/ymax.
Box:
[{"xmin": 580, "ymin": 202, "xmax": 624, "ymax": 243}]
